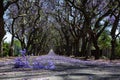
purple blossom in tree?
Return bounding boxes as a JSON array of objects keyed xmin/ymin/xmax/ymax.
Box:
[
  {"xmin": 9, "ymin": 3, "xmax": 19, "ymax": 17},
  {"xmin": 108, "ymin": 16, "xmax": 115, "ymax": 24},
  {"xmin": 92, "ymin": 0, "xmax": 97, "ymax": 6}
]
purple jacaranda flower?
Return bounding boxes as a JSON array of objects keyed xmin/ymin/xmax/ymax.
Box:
[
  {"xmin": 12, "ymin": 49, "xmax": 120, "ymax": 70},
  {"xmin": 14, "ymin": 57, "xmax": 31, "ymax": 68},
  {"xmin": 23, "ymin": 60, "xmax": 31, "ymax": 68},
  {"xmin": 45, "ymin": 61, "xmax": 55, "ymax": 70},
  {"xmin": 14, "ymin": 49, "xmax": 57, "ymax": 70},
  {"xmin": 15, "ymin": 49, "xmax": 119, "ymax": 70},
  {"xmin": 32, "ymin": 60, "xmax": 44, "ymax": 69},
  {"xmin": 108, "ymin": 16, "xmax": 115, "ymax": 24},
  {"xmin": 9, "ymin": 3, "xmax": 19, "ymax": 17},
  {"xmin": 19, "ymin": 49, "xmax": 26, "ymax": 57},
  {"xmin": 14, "ymin": 57, "xmax": 25, "ymax": 68}
]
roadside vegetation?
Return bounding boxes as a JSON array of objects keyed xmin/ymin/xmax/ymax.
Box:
[{"xmin": 0, "ymin": 0, "xmax": 120, "ymax": 60}]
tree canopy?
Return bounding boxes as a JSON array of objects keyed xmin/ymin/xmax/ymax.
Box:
[{"xmin": 0, "ymin": 0, "xmax": 120, "ymax": 60}]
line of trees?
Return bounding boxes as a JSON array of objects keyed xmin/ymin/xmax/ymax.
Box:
[
  {"xmin": 49, "ymin": 0, "xmax": 120, "ymax": 59},
  {"xmin": 0, "ymin": 0, "xmax": 120, "ymax": 60}
]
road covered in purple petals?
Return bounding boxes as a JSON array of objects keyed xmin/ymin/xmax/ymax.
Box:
[{"xmin": 0, "ymin": 49, "xmax": 120, "ymax": 80}]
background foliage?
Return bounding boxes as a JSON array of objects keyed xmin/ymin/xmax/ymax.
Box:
[{"xmin": 0, "ymin": 0, "xmax": 120, "ymax": 60}]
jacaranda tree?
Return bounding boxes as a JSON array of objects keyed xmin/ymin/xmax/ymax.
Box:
[{"xmin": 0, "ymin": 0, "xmax": 19, "ymax": 56}]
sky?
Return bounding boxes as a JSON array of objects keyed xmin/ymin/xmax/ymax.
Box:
[
  {"xmin": 3, "ymin": 9, "xmax": 12, "ymax": 42},
  {"xmin": 4, "ymin": 32, "xmax": 12, "ymax": 42}
]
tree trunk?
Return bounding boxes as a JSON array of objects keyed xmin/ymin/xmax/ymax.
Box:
[
  {"xmin": 0, "ymin": 1, "xmax": 6, "ymax": 56},
  {"xmin": 65, "ymin": 37, "xmax": 71, "ymax": 56},
  {"xmin": 110, "ymin": 39, "xmax": 116, "ymax": 60},
  {"xmin": 0, "ymin": 17, "xmax": 6, "ymax": 57},
  {"xmin": 110, "ymin": 13, "xmax": 120, "ymax": 60},
  {"xmin": 8, "ymin": 36, "xmax": 14, "ymax": 56},
  {"xmin": 73, "ymin": 39, "xmax": 80, "ymax": 57},
  {"xmin": 0, "ymin": 41, "xmax": 3, "ymax": 57},
  {"xmin": 85, "ymin": 38, "xmax": 92, "ymax": 59},
  {"xmin": 81, "ymin": 37, "xmax": 87, "ymax": 57},
  {"xmin": 93, "ymin": 39, "xmax": 100, "ymax": 59}
]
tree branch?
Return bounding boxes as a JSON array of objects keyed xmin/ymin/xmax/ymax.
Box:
[{"xmin": 4, "ymin": 0, "xmax": 19, "ymax": 11}]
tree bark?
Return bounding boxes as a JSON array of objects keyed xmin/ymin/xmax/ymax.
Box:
[
  {"xmin": 8, "ymin": 36, "xmax": 14, "ymax": 56},
  {"xmin": 93, "ymin": 39, "xmax": 100, "ymax": 59},
  {"xmin": 110, "ymin": 13, "xmax": 120, "ymax": 60},
  {"xmin": 0, "ymin": 1, "xmax": 5, "ymax": 56},
  {"xmin": 65, "ymin": 38, "xmax": 71, "ymax": 56},
  {"xmin": 0, "ymin": 17, "xmax": 6, "ymax": 57},
  {"xmin": 74, "ymin": 39, "xmax": 80, "ymax": 57},
  {"xmin": 110, "ymin": 39, "xmax": 116, "ymax": 60},
  {"xmin": 81, "ymin": 37, "xmax": 87, "ymax": 57},
  {"xmin": 85, "ymin": 38, "xmax": 92, "ymax": 59}
]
